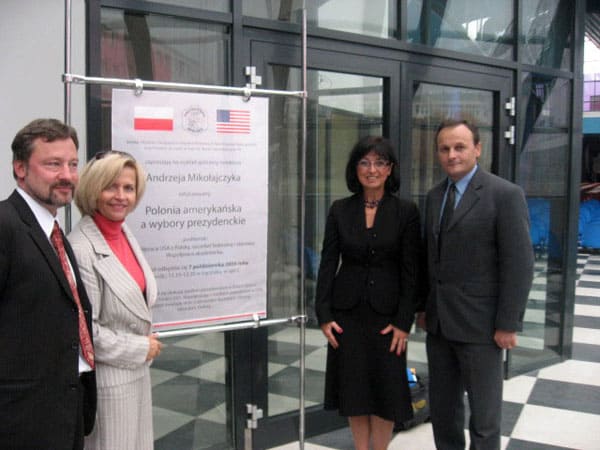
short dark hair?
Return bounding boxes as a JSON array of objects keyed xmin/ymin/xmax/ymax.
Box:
[
  {"xmin": 11, "ymin": 118, "xmax": 79, "ymax": 179},
  {"xmin": 435, "ymin": 119, "xmax": 480, "ymax": 146},
  {"xmin": 345, "ymin": 135, "xmax": 400, "ymax": 193}
]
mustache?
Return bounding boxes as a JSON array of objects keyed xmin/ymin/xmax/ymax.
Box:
[{"xmin": 51, "ymin": 181, "xmax": 75, "ymax": 190}]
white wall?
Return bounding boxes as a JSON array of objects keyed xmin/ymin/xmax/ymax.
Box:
[{"xmin": 0, "ymin": 0, "xmax": 86, "ymax": 225}]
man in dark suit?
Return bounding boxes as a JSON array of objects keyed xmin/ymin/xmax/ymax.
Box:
[
  {"xmin": 418, "ymin": 119, "xmax": 534, "ymax": 450},
  {"xmin": 0, "ymin": 118, "xmax": 96, "ymax": 449}
]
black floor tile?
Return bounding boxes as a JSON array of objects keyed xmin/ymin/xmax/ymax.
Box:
[
  {"xmin": 576, "ymin": 280, "xmax": 600, "ymax": 289},
  {"xmin": 152, "ymin": 345, "xmax": 221, "ymax": 374},
  {"xmin": 571, "ymin": 342, "xmax": 600, "ymax": 363},
  {"xmin": 574, "ymin": 315, "xmax": 600, "ymax": 328},
  {"xmin": 527, "ymin": 379, "xmax": 600, "ymax": 415},
  {"xmin": 153, "ymin": 374, "xmax": 226, "ymax": 416},
  {"xmin": 506, "ymin": 438, "xmax": 578, "ymax": 450},
  {"xmin": 155, "ymin": 418, "xmax": 229, "ymax": 450},
  {"xmin": 500, "ymin": 401, "xmax": 525, "ymax": 437},
  {"xmin": 268, "ymin": 367, "xmax": 325, "ymax": 404},
  {"xmin": 575, "ymin": 295, "xmax": 600, "ymax": 305}
]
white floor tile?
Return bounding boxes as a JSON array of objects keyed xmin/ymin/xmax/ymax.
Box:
[
  {"xmin": 390, "ymin": 423, "xmax": 436, "ymax": 450},
  {"xmin": 291, "ymin": 346, "xmax": 327, "ymax": 372},
  {"xmin": 173, "ymin": 332, "xmax": 225, "ymax": 354},
  {"xmin": 268, "ymin": 361, "xmax": 288, "ymax": 377},
  {"xmin": 523, "ymin": 308, "xmax": 545, "ymax": 323},
  {"xmin": 197, "ymin": 402, "xmax": 227, "ymax": 424},
  {"xmin": 575, "ymin": 303, "xmax": 600, "ymax": 317},
  {"xmin": 150, "ymin": 367, "xmax": 179, "ymax": 387},
  {"xmin": 511, "ymin": 404, "xmax": 600, "ymax": 450},
  {"xmin": 269, "ymin": 327, "xmax": 327, "ymax": 348},
  {"xmin": 268, "ymin": 393, "xmax": 318, "ymax": 416},
  {"xmin": 537, "ymin": 360, "xmax": 600, "ymax": 386},
  {"xmin": 502, "ymin": 375, "xmax": 537, "ymax": 403},
  {"xmin": 576, "ymin": 287, "xmax": 600, "ymax": 297},
  {"xmin": 152, "ymin": 405, "xmax": 194, "ymax": 440},
  {"xmin": 517, "ymin": 335, "xmax": 545, "ymax": 350},
  {"xmin": 573, "ymin": 326, "xmax": 600, "ymax": 345},
  {"xmin": 578, "ymin": 273, "xmax": 600, "ymax": 282},
  {"xmin": 183, "ymin": 356, "xmax": 226, "ymax": 384},
  {"xmin": 407, "ymin": 341, "xmax": 428, "ymax": 364}
]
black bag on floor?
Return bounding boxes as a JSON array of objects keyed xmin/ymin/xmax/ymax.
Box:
[{"xmin": 395, "ymin": 374, "xmax": 430, "ymax": 431}]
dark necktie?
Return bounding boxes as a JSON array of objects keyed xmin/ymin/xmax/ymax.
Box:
[
  {"xmin": 51, "ymin": 221, "xmax": 95, "ymax": 369},
  {"xmin": 439, "ymin": 183, "xmax": 456, "ymax": 252}
]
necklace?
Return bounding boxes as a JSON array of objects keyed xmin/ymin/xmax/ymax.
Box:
[{"xmin": 364, "ymin": 198, "xmax": 382, "ymax": 209}]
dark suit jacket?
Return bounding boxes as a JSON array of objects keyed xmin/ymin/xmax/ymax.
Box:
[
  {"xmin": 315, "ymin": 193, "xmax": 422, "ymax": 332},
  {"xmin": 0, "ymin": 191, "xmax": 97, "ymax": 449},
  {"xmin": 423, "ymin": 168, "xmax": 534, "ymax": 343}
]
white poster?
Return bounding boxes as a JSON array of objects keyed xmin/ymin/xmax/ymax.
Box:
[{"xmin": 111, "ymin": 88, "xmax": 268, "ymax": 331}]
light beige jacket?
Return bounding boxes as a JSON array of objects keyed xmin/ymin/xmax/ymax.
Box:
[{"xmin": 68, "ymin": 215, "xmax": 157, "ymax": 387}]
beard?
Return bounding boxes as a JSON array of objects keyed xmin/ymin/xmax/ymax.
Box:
[{"xmin": 28, "ymin": 181, "xmax": 75, "ymax": 210}]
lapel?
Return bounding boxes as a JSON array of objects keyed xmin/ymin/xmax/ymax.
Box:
[
  {"xmin": 8, "ymin": 191, "xmax": 77, "ymax": 305},
  {"xmin": 447, "ymin": 168, "xmax": 484, "ymax": 231},
  {"xmin": 430, "ymin": 180, "xmax": 446, "ymax": 241},
  {"xmin": 78, "ymin": 216, "xmax": 151, "ymax": 322}
]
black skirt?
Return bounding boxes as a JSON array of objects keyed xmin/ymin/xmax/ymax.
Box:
[{"xmin": 324, "ymin": 300, "xmax": 413, "ymax": 423}]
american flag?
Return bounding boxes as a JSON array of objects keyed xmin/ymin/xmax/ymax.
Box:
[{"xmin": 216, "ymin": 109, "xmax": 251, "ymax": 134}]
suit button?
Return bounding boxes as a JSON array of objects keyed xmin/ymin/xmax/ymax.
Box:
[
  {"xmin": 372, "ymin": 233, "xmax": 377, "ymax": 238},
  {"xmin": 72, "ymin": 342, "xmax": 78, "ymax": 350},
  {"xmin": 371, "ymin": 250, "xmax": 375, "ymax": 255},
  {"xmin": 369, "ymin": 280, "xmax": 375, "ymax": 285}
]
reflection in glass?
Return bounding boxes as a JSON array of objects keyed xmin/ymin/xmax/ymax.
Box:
[
  {"xmin": 244, "ymin": 0, "xmax": 397, "ymax": 39},
  {"xmin": 143, "ymin": 0, "xmax": 229, "ymax": 13},
  {"xmin": 150, "ymin": 333, "xmax": 231, "ymax": 449},
  {"xmin": 521, "ymin": 0, "xmax": 572, "ymax": 70},
  {"xmin": 514, "ymin": 73, "xmax": 571, "ymax": 375},
  {"xmin": 264, "ymin": 65, "xmax": 383, "ymax": 416},
  {"xmin": 410, "ymin": 83, "xmax": 493, "ymax": 211},
  {"xmin": 98, "ymin": 7, "xmax": 230, "ymax": 149},
  {"xmin": 407, "ymin": 0, "xmax": 514, "ymax": 60}
]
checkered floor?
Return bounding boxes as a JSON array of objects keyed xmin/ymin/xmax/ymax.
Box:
[
  {"xmin": 271, "ymin": 253, "xmax": 600, "ymax": 450},
  {"xmin": 149, "ymin": 254, "xmax": 600, "ymax": 450}
]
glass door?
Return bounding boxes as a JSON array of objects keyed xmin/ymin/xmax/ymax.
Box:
[
  {"xmin": 404, "ymin": 63, "xmax": 562, "ymax": 379},
  {"xmin": 247, "ymin": 41, "xmax": 400, "ymax": 448},
  {"xmin": 404, "ymin": 63, "xmax": 511, "ymax": 383}
]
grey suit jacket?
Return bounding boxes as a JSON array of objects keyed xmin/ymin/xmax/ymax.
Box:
[
  {"xmin": 68, "ymin": 215, "xmax": 157, "ymax": 387},
  {"xmin": 423, "ymin": 168, "xmax": 534, "ymax": 343}
]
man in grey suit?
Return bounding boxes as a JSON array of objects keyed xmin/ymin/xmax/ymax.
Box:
[
  {"xmin": 0, "ymin": 119, "xmax": 96, "ymax": 449},
  {"xmin": 418, "ymin": 119, "xmax": 534, "ymax": 450}
]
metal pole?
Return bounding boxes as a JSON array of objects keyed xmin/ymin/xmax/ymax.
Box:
[
  {"xmin": 155, "ymin": 316, "xmax": 305, "ymax": 339},
  {"xmin": 63, "ymin": 74, "xmax": 304, "ymax": 99},
  {"xmin": 299, "ymin": 2, "xmax": 308, "ymax": 449},
  {"xmin": 63, "ymin": 0, "xmax": 73, "ymax": 233}
]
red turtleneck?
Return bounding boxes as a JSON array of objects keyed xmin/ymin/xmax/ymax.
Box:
[{"xmin": 93, "ymin": 213, "xmax": 146, "ymax": 294}]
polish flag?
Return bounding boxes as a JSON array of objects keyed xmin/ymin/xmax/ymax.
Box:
[{"xmin": 134, "ymin": 106, "xmax": 174, "ymax": 131}]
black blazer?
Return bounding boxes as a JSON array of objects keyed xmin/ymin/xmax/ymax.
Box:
[
  {"xmin": 423, "ymin": 168, "xmax": 534, "ymax": 343},
  {"xmin": 315, "ymin": 193, "xmax": 422, "ymax": 332},
  {"xmin": 0, "ymin": 191, "xmax": 97, "ymax": 449}
]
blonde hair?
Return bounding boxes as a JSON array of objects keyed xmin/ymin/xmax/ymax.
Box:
[{"xmin": 74, "ymin": 151, "xmax": 147, "ymax": 216}]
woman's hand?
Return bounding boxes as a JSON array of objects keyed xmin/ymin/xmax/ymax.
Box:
[
  {"xmin": 320, "ymin": 321, "xmax": 343, "ymax": 349},
  {"xmin": 380, "ymin": 324, "xmax": 408, "ymax": 356},
  {"xmin": 146, "ymin": 333, "xmax": 163, "ymax": 360}
]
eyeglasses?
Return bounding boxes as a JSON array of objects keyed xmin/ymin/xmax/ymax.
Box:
[
  {"xmin": 94, "ymin": 150, "xmax": 134, "ymax": 161},
  {"xmin": 357, "ymin": 159, "xmax": 390, "ymax": 169}
]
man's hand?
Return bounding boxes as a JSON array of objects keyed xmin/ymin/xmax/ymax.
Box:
[{"xmin": 494, "ymin": 329, "xmax": 517, "ymax": 350}]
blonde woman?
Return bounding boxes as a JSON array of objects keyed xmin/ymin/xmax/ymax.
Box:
[{"xmin": 69, "ymin": 151, "xmax": 161, "ymax": 450}]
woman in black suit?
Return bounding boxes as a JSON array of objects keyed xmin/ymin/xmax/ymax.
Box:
[{"xmin": 315, "ymin": 136, "xmax": 421, "ymax": 450}]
